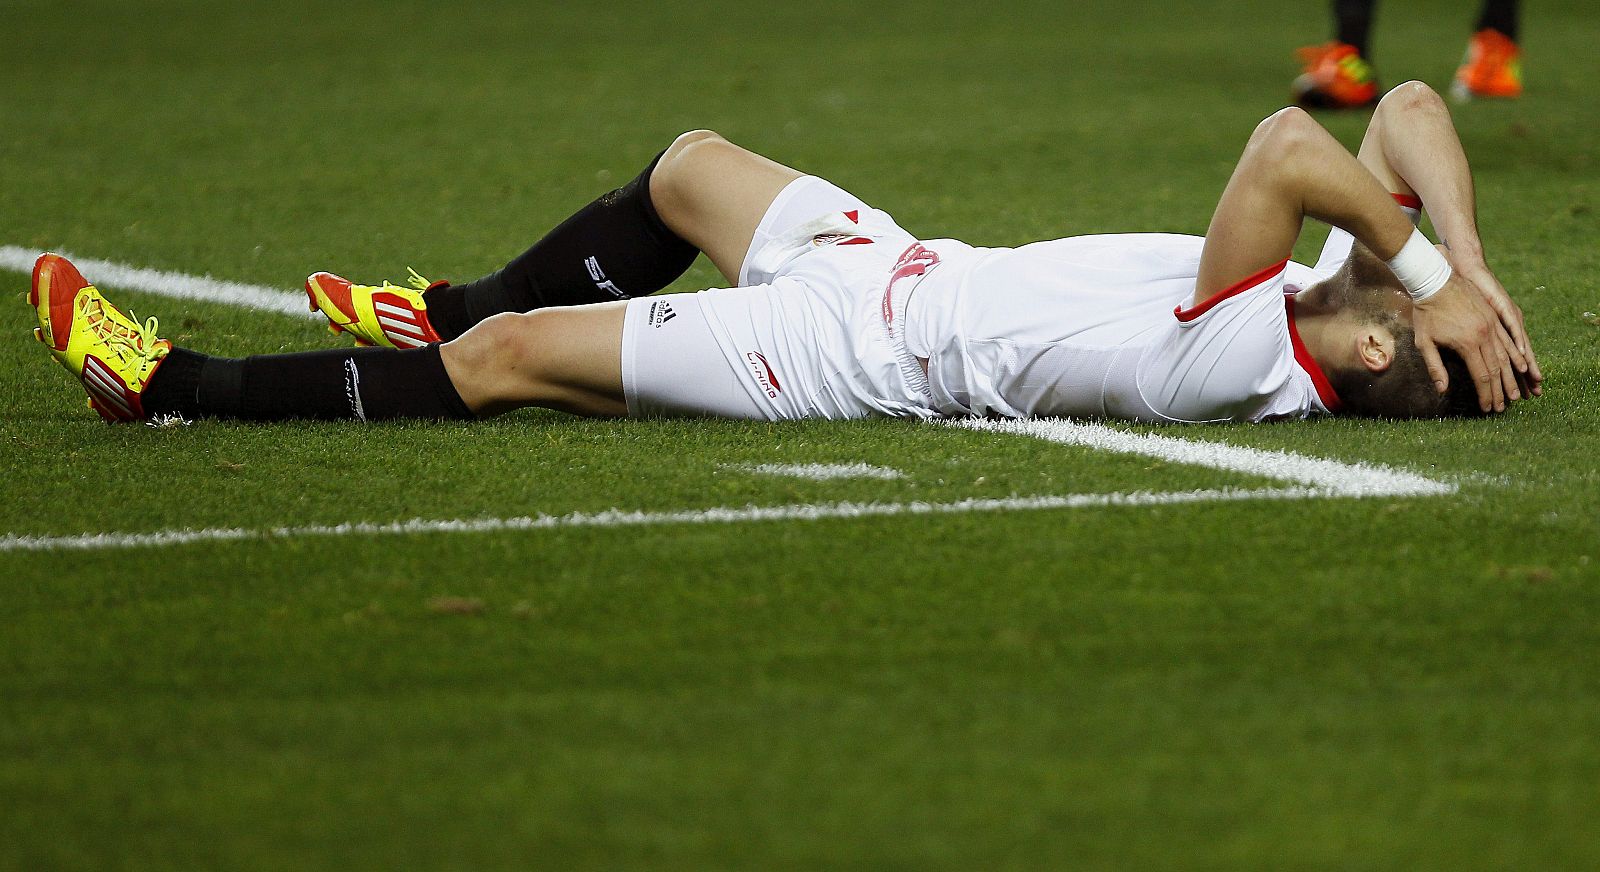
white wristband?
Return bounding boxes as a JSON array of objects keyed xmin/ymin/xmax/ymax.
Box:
[{"xmin": 1385, "ymin": 227, "xmax": 1453, "ymax": 302}]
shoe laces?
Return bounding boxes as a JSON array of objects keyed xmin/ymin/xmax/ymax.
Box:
[
  {"xmin": 81, "ymin": 294, "xmax": 162, "ymax": 362},
  {"xmin": 372, "ymin": 267, "xmax": 434, "ymax": 295}
]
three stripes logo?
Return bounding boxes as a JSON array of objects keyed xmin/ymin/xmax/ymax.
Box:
[
  {"xmin": 370, "ymin": 292, "xmax": 440, "ymax": 348},
  {"xmin": 648, "ymin": 300, "xmax": 677, "ymax": 328},
  {"xmin": 81, "ymin": 355, "xmax": 142, "ymax": 421}
]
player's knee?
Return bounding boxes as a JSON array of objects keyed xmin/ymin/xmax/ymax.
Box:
[
  {"xmin": 453, "ymin": 311, "xmax": 548, "ymax": 384},
  {"xmin": 666, "ymin": 128, "xmax": 725, "ymax": 153},
  {"xmin": 1257, "ymin": 106, "xmax": 1317, "ymax": 144},
  {"xmin": 495, "ymin": 311, "xmax": 555, "ymax": 377},
  {"xmin": 1249, "ymin": 107, "xmax": 1322, "ymax": 170},
  {"xmin": 650, "ymin": 129, "xmax": 731, "ymax": 223},
  {"xmin": 655, "ymin": 130, "xmax": 727, "ymax": 185},
  {"xmin": 1379, "ymin": 80, "xmax": 1446, "ymax": 116}
]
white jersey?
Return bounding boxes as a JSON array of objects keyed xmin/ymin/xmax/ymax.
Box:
[
  {"xmin": 901, "ymin": 233, "xmax": 1345, "ymax": 423},
  {"xmin": 620, "ymin": 175, "xmax": 1419, "ymax": 424}
]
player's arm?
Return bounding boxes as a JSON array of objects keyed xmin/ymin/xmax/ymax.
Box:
[
  {"xmin": 1356, "ymin": 80, "xmax": 1541, "ymax": 395},
  {"xmin": 1194, "ymin": 106, "xmax": 1524, "ymax": 413}
]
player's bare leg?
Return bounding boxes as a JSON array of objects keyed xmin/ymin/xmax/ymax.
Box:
[
  {"xmin": 423, "ymin": 133, "xmax": 807, "ymax": 420},
  {"xmin": 438, "ymin": 302, "xmax": 628, "ymax": 418},
  {"xmin": 416, "ymin": 132, "xmax": 806, "ymax": 419},
  {"xmin": 278, "ymin": 130, "xmax": 806, "ymax": 424},
  {"xmin": 304, "ymin": 130, "xmax": 805, "ymax": 347},
  {"xmin": 645, "ymin": 130, "xmax": 804, "ymax": 283},
  {"xmin": 421, "ymin": 131, "xmax": 806, "ymax": 419}
]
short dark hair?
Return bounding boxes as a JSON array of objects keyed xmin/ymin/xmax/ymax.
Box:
[{"xmin": 1321, "ymin": 244, "xmax": 1488, "ymax": 419}]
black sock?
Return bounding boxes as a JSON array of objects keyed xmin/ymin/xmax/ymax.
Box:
[
  {"xmin": 142, "ymin": 347, "xmax": 207, "ymax": 416},
  {"xmin": 423, "ymin": 149, "xmax": 700, "ymax": 340},
  {"xmin": 1476, "ymin": 0, "xmax": 1518, "ymax": 40},
  {"xmin": 1335, "ymin": 0, "xmax": 1376, "ymax": 56},
  {"xmin": 144, "ymin": 344, "xmax": 472, "ymax": 422}
]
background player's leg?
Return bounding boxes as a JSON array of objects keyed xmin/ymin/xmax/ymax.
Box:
[
  {"xmin": 1334, "ymin": 0, "xmax": 1376, "ymax": 57},
  {"xmin": 1452, "ymin": 0, "xmax": 1523, "ymax": 101},
  {"xmin": 1292, "ymin": 0, "xmax": 1379, "ymax": 110},
  {"xmin": 1476, "ymin": 0, "xmax": 1519, "ymax": 41},
  {"xmin": 1452, "ymin": 0, "xmax": 1522, "ymax": 101}
]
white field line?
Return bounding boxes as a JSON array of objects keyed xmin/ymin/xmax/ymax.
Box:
[
  {"xmin": 1, "ymin": 487, "xmax": 1328, "ymax": 553},
  {"xmin": 951, "ymin": 418, "xmax": 1455, "ymax": 498},
  {"xmin": 0, "ymin": 245, "xmax": 316, "ymax": 319},
  {"xmin": 733, "ymin": 462, "xmax": 905, "ymax": 480}
]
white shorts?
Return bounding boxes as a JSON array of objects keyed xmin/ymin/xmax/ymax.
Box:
[{"xmin": 621, "ymin": 176, "xmax": 940, "ymax": 421}]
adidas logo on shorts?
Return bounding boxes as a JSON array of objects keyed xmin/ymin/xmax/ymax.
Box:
[{"xmin": 648, "ymin": 300, "xmax": 677, "ymax": 328}]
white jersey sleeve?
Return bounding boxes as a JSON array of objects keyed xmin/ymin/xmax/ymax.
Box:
[{"xmin": 1132, "ymin": 260, "xmax": 1301, "ymax": 422}]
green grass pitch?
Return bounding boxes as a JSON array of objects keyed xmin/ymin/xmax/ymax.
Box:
[{"xmin": 4, "ymin": 0, "xmax": 1599, "ymax": 868}]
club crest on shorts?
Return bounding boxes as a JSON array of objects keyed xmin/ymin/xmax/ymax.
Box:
[
  {"xmin": 745, "ymin": 351, "xmax": 782, "ymax": 399},
  {"xmin": 648, "ymin": 299, "xmax": 677, "ymax": 328},
  {"xmin": 882, "ymin": 243, "xmax": 942, "ymax": 335}
]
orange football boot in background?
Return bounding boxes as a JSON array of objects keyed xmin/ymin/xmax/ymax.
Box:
[
  {"xmin": 1452, "ymin": 28, "xmax": 1522, "ymax": 101},
  {"xmin": 1292, "ymin": 42, "xmax": 1379, "ymax": 110}
]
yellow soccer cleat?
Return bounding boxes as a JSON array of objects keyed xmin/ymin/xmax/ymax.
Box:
[
  {"xmin": 305, "ymin": 268, "xmax": 444, "ymax": 349},
  {"xmin": 30, "ymin": 253, "xmax": 172, "ymax": 423}
]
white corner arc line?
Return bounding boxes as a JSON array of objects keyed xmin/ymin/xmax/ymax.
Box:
[
  {"xmin": 3, "ymin": 487, "xmax": 1331, "ymax": 553},
  {"xmin": 950, "ymin": 418, "xmax": 1455, "ymax": 498},
  {"xmin": 0, "ymin": 245, "xmax": 317, "ymax": 319}
]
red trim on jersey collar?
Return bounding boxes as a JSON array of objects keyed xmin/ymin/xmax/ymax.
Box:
[
  {"xmin": 1174, "ymin": 259, "xmax": 1289, "ymax": 323},
  {"xmin": 1284, "ymin": 295, "xmax": 1344, "ymax": 413},
  {"xmin": 1392, "ymin": 192, "xmax": 1422, "ymax": 210}
]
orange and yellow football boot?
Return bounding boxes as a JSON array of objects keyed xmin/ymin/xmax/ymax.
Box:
[
  {"xmin": 30, "ymin": 253, "xmax": 171, "ymax": 423},
  {"xmin": 1451, "ymin": 28, "xmax": 1522, "ymax": 101},
  {"xmin": 305, "ymin": 268, "xmax": 444, "ymax": 349},
  {"xmin": 1292, "ymin": 42, "xmax": 1379, "ymax": 110}
]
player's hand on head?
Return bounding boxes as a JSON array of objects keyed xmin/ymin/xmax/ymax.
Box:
[
  {"xmin": 1413, "ymin": 271, "xmax": 1525, "ymax": 413},
  {"xmin": 1441, "ymin": 245, "xmax": 1542, "ymax": 396}
]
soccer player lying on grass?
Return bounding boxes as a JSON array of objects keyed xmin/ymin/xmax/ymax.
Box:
[{"xmin": 31, "ymin": 81, "xmax": 1539, "ymax": 426}]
